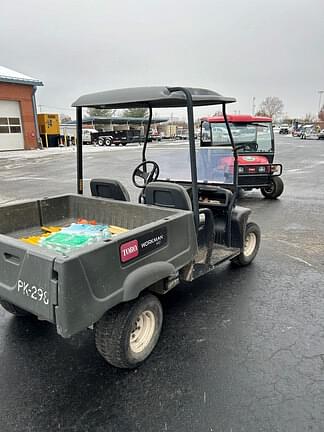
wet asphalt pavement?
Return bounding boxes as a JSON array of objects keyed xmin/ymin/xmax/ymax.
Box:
[{"xmin": 0, "ymin": 136, "xmax": 323, "ymax": 432}]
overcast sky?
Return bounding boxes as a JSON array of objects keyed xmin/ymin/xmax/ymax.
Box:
[{"xmin": 1, "ymin": 0, "xmax": 323, "ymax": 119}]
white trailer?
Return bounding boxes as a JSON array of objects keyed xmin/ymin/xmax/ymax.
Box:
[{"xmin": 60, "ymin": 124, "xmax": 97, "ymax": 144}]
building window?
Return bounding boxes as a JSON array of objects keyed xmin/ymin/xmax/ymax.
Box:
[
  {"xmin": 0, "ymin": 117, "xmax": 21, "ymax": 134},
  {"xmin": 9, "ymin": 117, "xmax": 20, "ymax": 125},
  {"xmin": 10, "ymin": 126, "xmax": 22, "ymax": 133}
]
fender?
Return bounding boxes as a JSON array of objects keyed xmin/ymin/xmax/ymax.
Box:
[
  {"xmin": 122, "ymin": 261, "xmax": 177, "ymax": 302},
  {"xmin": 231, "ymin": 206, "xmax": 251, "ymax": 249}
]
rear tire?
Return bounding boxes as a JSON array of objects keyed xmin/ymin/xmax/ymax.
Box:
[
  {"xmin": 231, "ymin": 222, "xmax": 261, "ymax": 266},
  {"xmin": 0, "ymin": 300, "xmax": 32, "ymax": 317},
  {"xmin": 95, "ymin": 293, "xmax": 163, "ymax": 369},
  {"xmin": 261, "ymin": 177, "xmax": 284, "ymax": 199}
]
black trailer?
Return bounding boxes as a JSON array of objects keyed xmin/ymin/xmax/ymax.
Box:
[
  {"xmin": 92, "ymin": 129, "xmax": 143, "ymax": 146},
  {"xmin": 0, "ymin": 86, "xmax": 261, "ymax": 369}
]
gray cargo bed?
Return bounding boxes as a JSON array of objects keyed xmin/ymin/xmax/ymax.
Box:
[{"xmin": 0, "ymin": 194, "xmax": 197, "ymax": 337}]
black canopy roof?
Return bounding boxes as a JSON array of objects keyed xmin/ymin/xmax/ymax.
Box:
[{"xmin": 72, "ymin": 86, "xmax": 236, "ymax": 109}]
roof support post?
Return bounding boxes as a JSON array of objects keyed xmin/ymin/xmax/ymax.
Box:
[
  {"xmin": 222, "ymin": 103, "xmax": 238, "ymax": 246},
  {"xmin": 168, "ymin": 87, "xmax": 199, "ymax": 232},
  {"xmin": 142, "ymin": 105, "xmax": 152, "ymax": 162},
  {"xmin": 222, "ymin": 104, "xmax": 238, "ymax": 192},
  {"xmin": 76, "ymin": 106, "xmax": 83, "ymax": 194}
]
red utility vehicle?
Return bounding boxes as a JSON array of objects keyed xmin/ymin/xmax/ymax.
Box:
[{"xmin": 200, "ymin": 115, "xmax": 284, "ymax": 199}]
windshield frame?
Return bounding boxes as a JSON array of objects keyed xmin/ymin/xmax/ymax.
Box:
[{"xmin": 201, "ymin": 120, "xmax": 274, "ymax": 154}]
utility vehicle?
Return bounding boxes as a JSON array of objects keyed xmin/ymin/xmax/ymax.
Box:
[
  {"xmin": 0, "ymin": 87, "xmax": 261, "ymax": 368},
  {"xmin": 200, "ymin": 115, "xmax": 284, "ymax": 199},
  {"xmin": 279, "ymin": 124, "xmax": 289, "ymax": 134}
]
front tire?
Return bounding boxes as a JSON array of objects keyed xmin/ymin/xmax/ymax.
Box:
[
  {"xmin": 95, "ymin": 293, "xmax": 163, "ymax": 369},
  {"xmin": 0, "ymin": 300, "xmax": 32, "ymax": 317},
  {"xmin": 231, "ymin": 222, "xmax": 261, "ymax": 266},
  {"xmin": 261, "ymin": 177, "xmax": 284, "ymax": 199}
]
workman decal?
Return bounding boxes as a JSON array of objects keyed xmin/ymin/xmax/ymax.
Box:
[{"xmin": 120, "ymin": 227, "xmax": 167, "ymax": 264}]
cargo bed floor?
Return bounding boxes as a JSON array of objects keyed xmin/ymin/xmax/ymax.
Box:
[{"xmin": 9, "ymin": 218, "xmax": 76, "ymax": 240}]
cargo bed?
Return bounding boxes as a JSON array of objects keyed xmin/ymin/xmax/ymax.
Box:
[{"xmin": 0, "ymin": 194, "xmax": 197, "ymax": 337}]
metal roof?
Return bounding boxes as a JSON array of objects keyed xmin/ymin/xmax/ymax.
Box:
[
  {"xmin": 62, "ymin": 115, "xmax": 168, "ymax": 126},
  {"xmin": 84, "ymin": 115, "xmax": 168, "ymax": 124},
  {"xmin": 203, "ymin": 114, "xmax": 272, "ymax": 123},
  {"xmin": 0, "ymin": 65, "xmax": 43, "ymax": 86},
  {"xmin": 72, "ymin": 86, "xmax": 236, "ymax": 109}
]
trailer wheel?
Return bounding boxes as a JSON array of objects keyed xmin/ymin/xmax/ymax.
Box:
[
  {"xmin": 261, "ymin": 177, "xmax": 284, "ymax": 199},
  {"xmin": 95, "ymin": 293, "xmax": 163, "ymax": 368},
  {"xmin": 231, "ymin": 222, "xmax": 261, "ymax": 267},
  {"xmin": 105, "ymin": 138, "xmax": 112, "ymax": 146},
  {"xmin": 0, "ymin": 300, "xmax": 32, "ymax": 317}
]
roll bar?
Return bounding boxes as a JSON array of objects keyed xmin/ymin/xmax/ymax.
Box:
[{"xmin": 167, "ymin": 87, "xmax": 199, "ymax": 230}]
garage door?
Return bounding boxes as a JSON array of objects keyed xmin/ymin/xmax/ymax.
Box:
[{"xmin": 0, "ymin": 100, "xmax": 24, "ymax": 150}]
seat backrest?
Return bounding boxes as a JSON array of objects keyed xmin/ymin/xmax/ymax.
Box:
[
  {"xmin": 145, "ymin": 182, "xmax": 192, "ymax": 210},
  {"xmin": 90, "ymin": 179, "xmax": 130, "ymax": 201}
]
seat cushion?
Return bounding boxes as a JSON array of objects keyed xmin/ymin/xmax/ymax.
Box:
[
  {"xmin": 90, "ymin": 179, "xmax": 130, "ymax": 201},
  {"xmin": 145, "ymin": 182, "xmax": 192, "ymax": 210}
]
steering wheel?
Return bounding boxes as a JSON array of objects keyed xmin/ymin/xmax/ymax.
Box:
[
  {"xmin": 132, "ymin": 161, "xmax": 160, "ymax": 189},
  {"xmin": 245, "ymin": 142, "xmax": 258, "ymax": 152}
]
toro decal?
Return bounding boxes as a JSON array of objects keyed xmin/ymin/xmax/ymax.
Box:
[
  {"xmin": 120, "ymin": 227, "xmax": 167, "ymax": 264},
  {"xmin": 120, "ymin": 240, "xmax": 139, "ymax": 263},
  {"xmin": 242, "ymin": 156, "xmax": 256, "ymax": 162}
]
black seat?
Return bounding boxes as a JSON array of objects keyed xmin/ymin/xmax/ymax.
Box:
[
  {"xmin": 90, "ymin": 179, "xmax": 130, "ymax": 201},
  {"xmin": 144, "ymin": 182, "xmax": 192, "ymax": 210}
]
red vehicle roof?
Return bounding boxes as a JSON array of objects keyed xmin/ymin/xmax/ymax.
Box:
[{"xmin": 202, "ymin": 114, "xmax": 272, "ymax": 123}]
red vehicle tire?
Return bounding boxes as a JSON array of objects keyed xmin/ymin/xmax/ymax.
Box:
[{"xmin": 261, "ymin": 177, "xmax": 284, "ymax": 199}]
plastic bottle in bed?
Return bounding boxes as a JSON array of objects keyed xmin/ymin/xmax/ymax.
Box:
[{"xmin": 62, "ymin": 224, "xmax": 112, "ymax": 241}]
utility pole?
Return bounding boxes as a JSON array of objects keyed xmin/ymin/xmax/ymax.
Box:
[{"xmin": 252, "ymin": 96, "xmax": 256, "ymax": 115}]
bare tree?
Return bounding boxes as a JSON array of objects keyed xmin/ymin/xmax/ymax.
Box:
[
  {"xmin": 59, "ymin": 114, "xmax": 72, "ymax": 123},
  {"xmin": 303, "ymin": 113, "xmax": 317, "ymax": 123},
  {"xmin": 318, "ymin": 109, "xmax": 324, "ymax": 121},
  {"xmin": 87, "ymin": 108, "xmax": 116, "ymax": 117},
  {"xmin": 122, "ymin": 108, "xmax": 149, "ymax": 118},
  {"xmin": 256, "ymin": 97, "xmax": 284, "ymax": 119}
]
